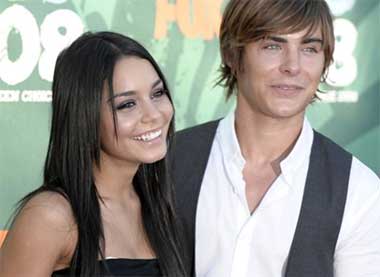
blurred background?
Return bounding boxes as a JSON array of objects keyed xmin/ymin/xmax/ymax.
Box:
[{"xmin": 0, "ymin": 0, "xmax": 379, "ymax": 236}]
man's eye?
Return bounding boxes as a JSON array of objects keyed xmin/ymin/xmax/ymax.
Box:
[
  {"xmin": 264, "ymin": 44, "xmax": 281, "ymax": 50},
  {"xmin": 116, "ymin": 101, "xmax": 136, "ymax": 110},
  {"xmin": 303, "ymin": 47, "xmax": 318, "ymax": 53}
]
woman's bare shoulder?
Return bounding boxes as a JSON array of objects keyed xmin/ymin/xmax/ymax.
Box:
[
  {"xmin": 0, "ymin": 191, "xmax": 77, "ymax": 276},
  {"xmin": 21, "ymin": 191, "xmax": 75, "ymax": 227}
]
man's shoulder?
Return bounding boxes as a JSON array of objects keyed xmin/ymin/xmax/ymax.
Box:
[
  {"xmin": 314, "ymin": 129, "xmax": 379, "ymax": 183},
  {"xmin": 170, "ymin": 119, "xmax": 221, "ymax": 162},
  {"xmin": 175, "ymin": 119, "xmax": 221, "ymax": 137},
  {"xmin": 174, "ymin": 119, "xmax": 222, "ymax": 145},
  {"xmin": 313, "ymin": 130, "xmax": 351, "ymax": 157},
  {"xmin": 350, "ymin": 156, "xmax": 380, "ymax": 193}
]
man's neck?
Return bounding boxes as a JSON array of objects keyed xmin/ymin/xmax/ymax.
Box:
[{"xmin": 234, "ymin": 108, "xmax": 304, "ymax": 165}]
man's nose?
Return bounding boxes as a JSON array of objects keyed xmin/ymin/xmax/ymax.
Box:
[{"xmin": 279, "ymin": 48, "xmax": 301, "ymax": 76}]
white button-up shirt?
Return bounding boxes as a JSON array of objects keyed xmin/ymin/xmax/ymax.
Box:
[{"xmin": 195, "ymin": 111, "xmax": 380, "ymax": 277}]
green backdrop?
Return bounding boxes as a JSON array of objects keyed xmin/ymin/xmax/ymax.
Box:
[{"xmin": 0, "ymin": 0, "xmax": 379, "ymax": 230}]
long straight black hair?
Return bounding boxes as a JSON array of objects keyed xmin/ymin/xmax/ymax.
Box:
[{"xmin": 15, "ymin": 31, "xmax": 186, "ymax": 276}]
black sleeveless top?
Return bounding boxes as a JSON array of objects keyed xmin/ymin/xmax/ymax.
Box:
[{"xmin": 52, "ymin": 258, "xmax": 161, "ymax": 276}]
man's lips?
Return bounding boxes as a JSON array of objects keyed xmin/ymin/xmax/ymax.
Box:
[
  {"xmin": 270, "ymin": 84, "xmax": 305, "ymax": 97},
  {"xmin": 270, "ymin": 84, "xmax": 304, "ymax": 90}
]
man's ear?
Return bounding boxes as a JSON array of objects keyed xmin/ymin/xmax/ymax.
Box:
[
  {"xmin": 224, "ymin": 47, "xmax": 244, "ymax": 76},
  {"xmin": 223, "ymin": 50, "xmax": 233, "ymax": 68}
]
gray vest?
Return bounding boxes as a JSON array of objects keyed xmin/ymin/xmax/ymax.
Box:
[{"xmin": 170, "ymin": 120, "xmax": 352, "ymax": 277}]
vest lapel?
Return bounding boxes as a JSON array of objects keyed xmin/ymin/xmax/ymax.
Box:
[
  {"xmin": 170, "ymin": 119, "xmax": 220, "ymax": 276},
  {"xmin": 285, "ymin": 131, "xmax": 352, "ymax": 277}
]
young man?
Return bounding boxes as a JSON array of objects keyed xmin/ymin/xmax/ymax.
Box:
[{"xmin": 171, "ymin": 0, "xmax": 380, "ymax": 276}]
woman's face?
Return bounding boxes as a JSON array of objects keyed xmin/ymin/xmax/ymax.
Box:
[{"xmin": 99, "ymin": 56, "xmax": 173, "ymax": 168}]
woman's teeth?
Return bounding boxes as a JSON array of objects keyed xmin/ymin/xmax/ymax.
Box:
[{"xmin": 133, "ymin": 129, "xmax": 162, "ymax": 142}]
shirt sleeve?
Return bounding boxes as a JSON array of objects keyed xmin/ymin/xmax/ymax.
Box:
[{"xmin": 334, "ymin": 157, "xmax": 380, "ymax": 277}]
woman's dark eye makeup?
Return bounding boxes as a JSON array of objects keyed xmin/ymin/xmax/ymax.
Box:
[
  {"xmin": 151, "ymin": 88, "xmax": 166, "ymax": 99},
  {"xmin": 116, "ymin": 100, "xmax": 136, "ymax": 110},
  {"xmin": 114, "ymin": 88, "xmax": 166, "ymax": 110}
]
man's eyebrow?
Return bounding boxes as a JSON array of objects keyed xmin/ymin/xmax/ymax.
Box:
[
  {"xmin": 302, "ymin": 37, "xmax": 323, "ymax": 45},
  {"xmin": 265, "ymin": 36, "xmax": 288, "ymax": 43},
  {"xmin": 264, "ymin": 36, "xmax": 324, "ymax": 45}
]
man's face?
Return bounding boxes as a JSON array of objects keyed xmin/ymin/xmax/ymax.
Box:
[{"xmin": 236, "ymin": 27, "xmax": 325, "ymax": 120}]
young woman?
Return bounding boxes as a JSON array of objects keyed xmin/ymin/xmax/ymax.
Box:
[{"xmin": 0, "ymin": 32, "xmax": 186, "ymax": 277}]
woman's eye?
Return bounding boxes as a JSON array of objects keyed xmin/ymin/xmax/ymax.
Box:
[
  {"xmin": 116, "ymin": 100, "xmax": 136, "ymax": 110},
  {"xmin": 152, "ymin": 89, "xmax": 165, "ymax": 99}
]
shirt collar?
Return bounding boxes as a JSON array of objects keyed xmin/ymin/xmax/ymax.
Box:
[
  {"xmin": 217, "ymin": 110, "xmax": 245, "ymax": 168},
  {"xmin": 217, "ymin": 110, "xmax": 314, "ymax": 187},
  {"xmin": 280, "ymin": 117, "xmax": 314, "ymax": 185}
]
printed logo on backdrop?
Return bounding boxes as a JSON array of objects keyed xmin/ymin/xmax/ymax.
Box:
[
  {"xmin": 318, "ymin": 0, "xmax": 359, "ymax": 103},
  {"xmin": 0, "ymin": 2, "xmax": 84, "ymax": 102},
  {"xmin": 0, "ymin": 0, "xmax": 222, "ymax": 103}
]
